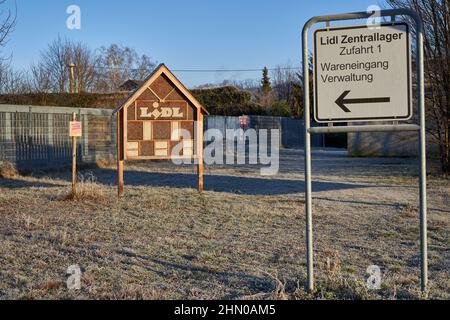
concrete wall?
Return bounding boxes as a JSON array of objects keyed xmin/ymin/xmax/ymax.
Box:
[
  {"xmin": 348, "ymin": 122, "xmax": 439, "ymax": 158},
  {"xmin": 348, "ymin": 131, "xmax": 419, "ymax": 157}
]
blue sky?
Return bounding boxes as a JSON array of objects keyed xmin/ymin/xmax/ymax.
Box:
[{"xmin": 4, "ymin": 0, "xmax": 383, "ymax": 87}]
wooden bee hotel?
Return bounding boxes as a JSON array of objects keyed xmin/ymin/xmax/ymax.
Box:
[{"xmin": 113, "ymin": 64, "xmax": 209, "ymax": 196}]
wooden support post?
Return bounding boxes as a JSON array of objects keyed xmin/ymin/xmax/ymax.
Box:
[
  {"xmin": 71, "ymin": 112, "xmax": 77, "ymax": 195},
  {"xmin": 117, "ymin": 110, "xmax": 124, "ymax": 197},
  {"xmin": 197, "ymin": 110, "xmax": 204, "ymax": 193}
]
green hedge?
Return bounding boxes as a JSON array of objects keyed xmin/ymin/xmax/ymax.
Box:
[
  {"xmin": 0, "ymin": 87, "xmax": 270, "ymax": 116},
  {"xmin": 191, "ymin": 86, "xmax": 265, "ymax": 116},
  {"xmin": 0, "ymin": 93, "xmax": 128, "ymax": 109}
]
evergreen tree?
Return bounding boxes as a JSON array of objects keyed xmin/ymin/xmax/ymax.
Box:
[{"xmin": 261, "ymin": 67, "xmax": 272, "ymax": 94}]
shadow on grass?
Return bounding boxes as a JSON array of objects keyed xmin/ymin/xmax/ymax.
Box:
[
  {"xmin": 116, "ymin": 249, "xmax": 277, "ymax": 299},
  {"xmin": 92, "ymin": 169, "xmax": 369, "ymax": 196},
  {"xmin": 15, "ymin": 165, "xmax": 370, "ymax": 195},
  {"xmin": 0, "ymin": 178, "xmax": 64, "ymax": 189}
]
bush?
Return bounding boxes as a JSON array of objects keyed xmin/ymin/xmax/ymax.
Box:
[
  {"xmin": 0, "ymin": 93, "xmax": 128, "ymax": 109},
  {"xmin": 270, "ymin": 100, "xmax": 292, "ymax": 117},
  {"xmin": 64, "ymin": 172, "xmax": 107, "ymax": 202},
  {"xmin": 191, "ymin": 86, "xmax": 265, "ymax": 116},
  {"xmin": 0, "ymin": 161, "xmax": 19, "ymax": 179},
  {"xmin": 0, "ymin": 87, "xmax": 272, "ymax": 116},
  {"xmin": 95, "ymin": 156, "xmax": 116, "ymax": 169}
]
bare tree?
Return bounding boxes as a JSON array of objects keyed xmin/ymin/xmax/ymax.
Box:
[
  {"xmin": 39, "ymin": 36, "xmax": 71, "ymax": 92},
  {"xmin": 0, "ymin": 60, "xmax": 28, "ymax": 94},
  {"xmin": 28, "ymin": 40, "xmax": 155, "ymax": 94},
  {"xmin": 234, "ymin": 79, "xmax": 259, "ymax": 91},
  {"xmin": 132, "ymin": 54, "xmax": 155, "ymax": 81},
  {"xmin": 0, "ymin": 1, "xmax": 27, "ymax": 95},
  {"xmin": 290, "ymin": 72, "xmax": 304, "ymax": 118},
  {"xmin": 95, "ymin": 44, "xmax": 156, "ymax": 93},
  {"xmin": 29, "ymin": 62, "xmax": 52, "ymax": 93},
  {"xmin": 271, "ymin": 64, "xmax": 296, "ymax": 102},
  {"xmin": 70, "ymin": 42, "xmax": 97, "ymax": 92},
  {"xmin": 33, "ymin": 37, "xmax": 99, "ymax": 93},
  {"xmin": 0, "ymin": 0, "xmax": 15, "ymax": 55},
  {"xmin": 388, "ymin": 0, "xmax": 449, "ymax": 175}
]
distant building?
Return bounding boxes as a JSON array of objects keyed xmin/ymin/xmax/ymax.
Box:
[{"xmin": 118, "ymin": 80, "xmax": 142, "ymax": 92}]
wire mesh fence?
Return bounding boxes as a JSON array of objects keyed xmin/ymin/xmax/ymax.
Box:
[
  {"xmin": 204, "ymin": 115, "xmax": 324, "ymax": 150},
  {"xmin": 0, "ymin": 105, "xmax": 324, "ymax": 171},
  {"xmin": 0, "ymin": 105, "xmax": 115, "ymax": 171}
]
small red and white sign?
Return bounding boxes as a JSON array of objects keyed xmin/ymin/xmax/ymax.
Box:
[
  {"xmin": 69, "ymin": 121, "xmax": 83, "ymax": 137},
  {"xmin": 239, "ymin": 116, "xmax": 249, "ymax": 128}
]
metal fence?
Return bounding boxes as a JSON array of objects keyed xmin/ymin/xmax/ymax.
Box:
[
  {"xmin": 0, "ymin": 105, "xmax": 115, "ymax": 171},
  {"xmin": 0, "ymin": 105, "xmax": 324, "ymax": 170},
  {"xmin": 205, "ymin": 115, "xmax": 324, "ymax": 149}
]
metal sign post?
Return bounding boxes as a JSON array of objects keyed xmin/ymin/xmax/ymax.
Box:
[{"xmin": 302, "ymin": 9, "xmax": 428, "ymax": 293}]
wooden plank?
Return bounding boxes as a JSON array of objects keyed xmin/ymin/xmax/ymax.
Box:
[
  {"xmin": 117, "ymin": 110, "xmax": 124, "ymax": 197},
  {"xmin": 143, "ymin": 122, "xmax": 152, "ymax": 140},
  {"xmin": 197, "ymin": 110, "xmax": 204, "ymax": 193},
  {"xmin": 171, "ymin": 121, "xmax": 180, "ymax": 141}
]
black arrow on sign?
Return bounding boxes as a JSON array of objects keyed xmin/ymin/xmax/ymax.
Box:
[{"xmin": 335, "ymin": 90, "xmax": 391, "ymax": 113}]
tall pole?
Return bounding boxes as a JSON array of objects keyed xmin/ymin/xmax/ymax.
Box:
[
  {"xmin": 302, "ymin": 23, "xmax": 314, "ymax": 293},
  {"xmin": 416, "ymin": 20, "xmax": 428, "ymax": 293},
  {"xmin": 68, "ymin": 64, "xmax": 76, "ymax": 94},
  {"xmin": 72, "ymin": 112, "xmax": 77, "ymax": 195}
]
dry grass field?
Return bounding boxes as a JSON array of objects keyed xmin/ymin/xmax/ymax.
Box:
[{"xmin": 0, "ymin": 149, "xmax": 448, "ymax": 300}]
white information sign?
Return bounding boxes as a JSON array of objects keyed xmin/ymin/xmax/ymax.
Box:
[{"xmin": 313, "ymin": 23, "xmax": 412, "ymax": 123}]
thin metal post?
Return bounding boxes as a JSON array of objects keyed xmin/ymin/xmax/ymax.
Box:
[
  {"xmin": 302, "ymin": 22, "xmax": 314, "ymax": 293},
  {"xmin": 416, "ymin": 20, "xmax": 428, "ymax": 293}
]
